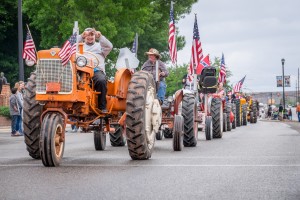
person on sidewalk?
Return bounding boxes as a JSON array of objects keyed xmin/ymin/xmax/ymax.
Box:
[
  {"xmin": 296, "ymin": 102, "xmax": 300, "ymax": 122},
  {"xmin": 9, "ymin": 88, "xmax": 21, "ymax": 136},
  {"xmin": 288, "ymin": 108, "xmax": 292, "ymax": 120}
]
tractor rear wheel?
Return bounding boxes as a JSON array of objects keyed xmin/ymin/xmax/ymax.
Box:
[
  {"xmin": 211, "ymin": 98, "xmax": 223, "ymax": 138},
  {"xmin": 250, "ymin": 112, "xmax": 254, "ymax": 123},
  {"xmin": 235, "ymin": 99, "xmax": 241, "ymax": 127},
  {"xmin": 40, "ymin": 113, "xmax": 65, "ymax": 167},
  {"xmin": 242, "ymin": 104, "xmax": 247, "ymax": 126},
  {"xmin": 126, "ymin": 71, "xmax": 161, "ymax": 160},
  {"xmin": 205, "ymin": 116, "xmax": 213, "ymax": 140},
  {"xmin": 253, "ymin": 101, "xmax": 258, "ymax": 123},
  {"xmin": 109, "ymin": 125, "xmax": 126, "ymax": 146},
  {"xmin": 182, "ymin": 93, "xmax": 198, "ymax": 147},
  {"xmin": 226, "ymin": 104, "xmax": 232, "ymax": 131},
  {"xmin": 231, "ymin": 104, "xmax": 236, "ymax": 129},
  {"xmin": 173, "ymin": 115, "xmax": 184, "ymax": 151},
  {"xmin": 163, "ymin": 128, "xmax": 173, "ymax": 138},
  {"xmin": 223, "ymin": 113, "xmax": 227, "ymax": 132},
  {"xmin": 23, "ymin": 72, "xmax": 42, "ymax": 159}
]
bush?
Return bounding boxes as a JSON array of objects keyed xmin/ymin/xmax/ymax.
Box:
[{"xmin": 0, "ymin": 106, "xmax": 11, "ymax": 119}]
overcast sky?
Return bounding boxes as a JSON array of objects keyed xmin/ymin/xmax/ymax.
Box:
[{"xmin": 176, "ymin": 0, "xmax": 300, "ymax": 93}]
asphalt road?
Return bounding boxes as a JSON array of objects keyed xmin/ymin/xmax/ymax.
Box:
[{"xmin": 0, "ymin": 120, "xmax": 299, "ymax": 200}]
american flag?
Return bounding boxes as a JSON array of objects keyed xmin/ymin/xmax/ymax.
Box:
[
  {"xmin": 168, "ymin": 2, "xmax": 177, "ymax": 64},
  {"xmin": 58, "ymin": 33, "xmax": 77, "ymax": 66},
  {"xmin": 218, "ymin": 53, "xmax": 226, "ymax": 83},
  {"xmin": 188, "ymin": 14, "xmax": 203, "ymax": 81},
  {"xmin": 233, "ymin": 76, "xmax": 246, "ymax": 93},
  {"xmin": 131, "ymin": 33, "xmax": 138, "ymax": 57},
  {"xmin": 22, "ymin": 31, "xmax": 37, "ymax": 63},
  {"xmin": 196, "ymin": 54, "xmax": 210, "ymax": 74}
]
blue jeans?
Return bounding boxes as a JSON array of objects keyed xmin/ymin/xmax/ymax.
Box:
[
  {"xmin": 16, "ymin": 108, "xmax": 23, "ymax": 134},
  {"xmin": 298, "ymin": 112, "xmax": 300, "ymax": 122},
  {"xmin": 11, "ymin": 115, "xmax": 19, "ymax": 134},
  {"xmin": 157, "ymin": 81, "xmax": 166, "ymax": 102}
]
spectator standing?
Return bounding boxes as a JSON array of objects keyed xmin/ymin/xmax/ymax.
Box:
[
  {"xmin": 296, "ymin": 102, "xmax": 300, "ymax": 122},
  {"xmin": 9, "ymin": 88, "xmax": 21, "ymax": 136},
  {"xmin": 15, "ymin": 81, "xmax": 24, "ymax": 135},
  {"xmin": 267, "ymin": 105, "xmax": 272, "ymax": 119},
  {"xmin": 288, "ymin": 108, "xmax": 292, "ymax": 120}
]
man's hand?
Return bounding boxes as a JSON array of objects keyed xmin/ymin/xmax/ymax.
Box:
[
  {"xmin": 95, "ymin": 31, "xmax": 101, "ymax": 39},
  {"xmin": 159, "ymin": 72, "xmax": 165, "ymax": 77}
]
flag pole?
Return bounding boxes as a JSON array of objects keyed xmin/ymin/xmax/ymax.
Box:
[{"xmin": 135, "ymin": 33, "xmax": 138, "ymax": 58}]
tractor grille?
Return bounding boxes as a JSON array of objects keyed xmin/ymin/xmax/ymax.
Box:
[{"xmin": 36, "ymin": 59, "xmax": 73, "ymax": 93}]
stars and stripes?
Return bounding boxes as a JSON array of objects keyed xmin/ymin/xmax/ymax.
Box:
[
  {"xmin": 22, "ymin": 31, "xmax": 37, "ymax": 63},
  {"xmin": 234, "ymin": 76, "xmax": 246, "ymax": 93},
  {"xmin": 188, "ymin": 14, "xmax": 203, "ymax": 81},
  {"xmin": 131, "ymin": 33, "xmax": 138, "ymax": 57},
  {"xmin": 196, "ymin": 54, "xmax": 210, "ymax": 74},
  {"xmin": 168, "ymin": 2, "xmax": 177, "ymax": 64},
  {"xmin": 218, "ymin": 53, "xmax": 226, "ymax": 83},
  {"xmin": 58, "ymin": 33, "xmax": 77, "ymax": 66}
]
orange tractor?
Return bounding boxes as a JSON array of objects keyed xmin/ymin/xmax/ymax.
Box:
[{"xmin": 23, "ymin": 43, "xmax": 162, "ymax": 166}]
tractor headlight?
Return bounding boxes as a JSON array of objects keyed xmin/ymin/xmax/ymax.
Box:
[
  {"xmin": 76, "ymin": 56, "xmax": 87, "ymax": 67},
  {"xmin": 25, "ymin": 59, "xmax": 35, "ymax": 67}
]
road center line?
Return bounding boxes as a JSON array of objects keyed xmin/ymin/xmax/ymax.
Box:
[{"xmin": 1, "ymin": 164, "xmax": 300, "ymax": 167}]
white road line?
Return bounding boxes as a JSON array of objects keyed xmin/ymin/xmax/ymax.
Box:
[{"xmin": 0, "ymin": 164, "xmax": 300, "ymax": 167}]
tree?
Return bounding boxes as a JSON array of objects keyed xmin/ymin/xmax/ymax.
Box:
[
  {"xmin": 22, "ymin": 0, "xmax": 197, "ymax": 76},
  {"xmin": 165, "ymin": 64, "xmax": 187, "ymax": 96}
]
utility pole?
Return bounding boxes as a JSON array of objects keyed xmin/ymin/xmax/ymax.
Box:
[
  {"xmin": 297, "ymin": 67, "xmax": 300, "ymax": 102},
  {"xmin": 18, "ymin": 0, "xmax": 24, "ymax": 81}
]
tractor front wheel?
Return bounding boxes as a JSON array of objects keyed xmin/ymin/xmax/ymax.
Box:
[
  {"xmin": 182, "ymin": 94, "xmax": 197, "ymax": 147},
  {"xmin": 173, "ymin": 115, "xmax": 184, "ymax": 151},
  {"xmin": 109, "ymin": 125, "xmax": 126, "ymax": 147},
  {"xmin": 205, "ymin": 116, "xmax": 213, "ymax": 140},
  {"xmin": 126, "ymin": 71, "xmax": 161, "ymax": 160},
  {"xmin": 40, "ymin": 113, "xmax": 65, "ymax": 167}
]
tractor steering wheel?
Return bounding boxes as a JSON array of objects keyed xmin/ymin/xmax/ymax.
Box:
[{"xmin": 77, "ymin": 51, "xmax": 100, "ymax": 68}]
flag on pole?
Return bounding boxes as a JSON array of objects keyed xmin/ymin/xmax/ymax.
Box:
[
  {"xmin": 188, "ymin": 14, "xmax": 203, "ymax": 81},
  {"xmin": 22, "ymin": 31, "xmax": 37, "ymax": 63},
  {"xmin": 218, "ymin": 53, "xmax": 226, "ymax": 83},
  {"xmin": 168, "ymin": 2, "xmax": 177, "ymax": 64},
  {"xmin": 131, "ymin": 33, "xmax": 138, "ymax": 57},
  {"xmin": 58, "ymin": 33, "xmax": 77, "ymax": 66},
  {"xmin": 233, "ymin": 76, "xmax": 246, "ymax": 93},
  {"xmin": 196, "ymin": 54, "xmax": 210, "ymax": 74}
]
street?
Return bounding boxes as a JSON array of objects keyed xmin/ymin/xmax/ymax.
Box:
[{"xmin": 0, "ymin": 120, "xmax": 300, "ymax": 200}]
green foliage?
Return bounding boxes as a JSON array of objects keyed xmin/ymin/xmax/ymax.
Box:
[
  {"xmin": 165, "ymin": 64, "xmax": 187, "ymax": 96},
  {"xmin": 0, "ymin": 106, "xmax": 11, "ymax": 119},
  {"xmin": 1, "ymin": 0, "xmax": 198, "ymax": 88}
]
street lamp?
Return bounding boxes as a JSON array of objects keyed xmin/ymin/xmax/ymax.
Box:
[{"xmin": 281, "ymin": 58, "xmax": 285, "ymax": 116}]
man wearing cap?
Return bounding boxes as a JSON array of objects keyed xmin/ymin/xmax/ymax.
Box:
[
  {"xmin": 142, "ymin": 48, "xmax": 169, "ymax": 103},
  {"xmin": 77, "ymin": 28, "xmax": 113, "ymax": 113}
]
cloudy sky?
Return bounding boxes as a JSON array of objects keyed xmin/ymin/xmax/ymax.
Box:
[{"xmin": 176, "ymin": 0, "xmax": 300, "ymax": 93}]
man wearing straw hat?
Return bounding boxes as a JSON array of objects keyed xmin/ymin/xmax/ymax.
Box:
[
  {"xmin": 77, "ymin": 28, "xmax": 113, "ymax": 113},
  {"xmin": 141, "ymin": 48, "xmax": 169, "ymax": 104}
]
